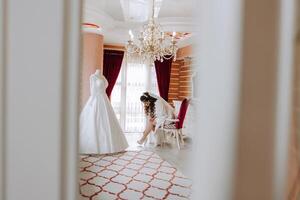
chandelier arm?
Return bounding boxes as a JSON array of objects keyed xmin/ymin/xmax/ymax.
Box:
[
  {"xmin": 151, "ymin": 0, "xmax": 155, "ymax": 19},
  {"xmin": 125, "ymin": 0, "xmax": 178, "ymax": 63}
]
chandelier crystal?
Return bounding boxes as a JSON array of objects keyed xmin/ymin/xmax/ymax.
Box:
[{"xmin": 125, "ymin": 0, "xmax": 178, "ymax": 63}]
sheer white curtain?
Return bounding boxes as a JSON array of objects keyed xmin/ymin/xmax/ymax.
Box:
[{"xmin": 111, "ymin": 57, "xmax": 159, "ymax": 133}]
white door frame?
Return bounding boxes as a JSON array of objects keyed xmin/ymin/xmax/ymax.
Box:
[
  {"xmin": 274, "ymin": 0, "xmax": 297, "ymax": 199},
  {"xmin": 0, "ymin": 0, "xmax": 82, "ymax": 199},
  {"xmin": 0, "ymin": 0, "xmax": 6, "ymax": 199},
  {"xmin": 0, "ymin": 0, "xmax": 296, "ymax": 199},
  {"xmin": 60, "ymin": 0, "xmax": 82, "ymax": 200}
]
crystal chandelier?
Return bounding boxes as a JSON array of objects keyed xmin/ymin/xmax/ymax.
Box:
[{"xmin": 125, "ymin": 0, "xmax": 178, "ymax": 63}]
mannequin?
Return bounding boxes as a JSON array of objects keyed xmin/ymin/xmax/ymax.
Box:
[
  {"xmin": 95, "ymin": 69, "xmax": 100, "ymax": 76},
  {"xmin": 80, "ymin": 69, "xmax": 128, "ymax": 154}
]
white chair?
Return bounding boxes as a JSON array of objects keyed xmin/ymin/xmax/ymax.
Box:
[{"xmin": 161, "ymin": 98, "xmax": 190, "ymax": 149}]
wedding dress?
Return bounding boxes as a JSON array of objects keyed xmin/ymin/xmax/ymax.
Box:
[{"xmin": 80, "ymin": 71, "xmax": 128, "ymax": 154}]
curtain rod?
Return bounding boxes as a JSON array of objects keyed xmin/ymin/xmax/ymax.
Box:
[
  {"xmin": 104, "ymin": 48, "xmax": 125, "ymax": 52},
  {"xmin": 104, "ymin": 50, "xmax": 124, "ymax": 56},
  {"xmin": 104, "ymin": 45, "xmax": 125, "ymax": 52}
]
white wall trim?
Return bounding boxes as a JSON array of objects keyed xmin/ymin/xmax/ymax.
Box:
[
  {"xmin": 60, "ymin": 0, "xmax": 82, "ymax": 199},
  {"xmin": 191, "ymin": 0, "xmax": 243, "ymax": 198},
  {"xmin": 274, "ymin": 0, "xmax": 296, "ymax": 199},
  {"xmin": 0, "ymin": 0, "xmax": 6, "ymax": 199},
  {"xmin": 82, "ymin": 27, "xmax": 103, "ymax": 35}
]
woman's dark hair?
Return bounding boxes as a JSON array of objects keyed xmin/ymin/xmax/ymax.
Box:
[
  {"xmin": 140, "ymin": 95, "xmax": 147, "ymax": 102},
  {"xmin": 140, "ymin": 92, "xmax": 157, "ymax": 118}
]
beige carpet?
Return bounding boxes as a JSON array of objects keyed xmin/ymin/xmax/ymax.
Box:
[{"xmin": 79, "ymin": 150, "xmax": 191, "ymax": 200}]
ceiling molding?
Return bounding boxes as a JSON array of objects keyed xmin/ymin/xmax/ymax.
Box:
[
  {"xmin": 83, "ymin": 7, "xmax": 116, "ymax": 30},
  {"xmin": 84, "ymin": 0, "xmax": 195, "ymax": 46},
  {"xmin": 82, "ymin": 27, "xmax": 103, "ymax": 35},
  {"xmin": 120, "ymin": 0, "xmax": 149, "ymax": 22},
  {"xmin": 84, "ymin": 8, "xmax": 195, "ymax": 31}
]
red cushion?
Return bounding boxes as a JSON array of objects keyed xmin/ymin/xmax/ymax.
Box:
[{"xmin": 176, "ymin": 99, "xmax": 189, "ymax": 129}]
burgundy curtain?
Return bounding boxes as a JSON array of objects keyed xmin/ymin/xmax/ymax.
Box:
[
  {"xmin": 103, "ymin": 50, "xmax": 124, "ymax": 98},
  {"xmin": 154, "ymin": 57, "xmax": 173, "ymax": 101}
]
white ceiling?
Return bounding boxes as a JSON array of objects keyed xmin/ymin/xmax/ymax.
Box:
[
  {"xmin": 101, "ymin": 0, "xmax": 194, "ymax": 21},
  {"xmin": 102, "ymin": 0, "xmax": 124, "ymax": 21},
  {"xmin": 83, "ymin": 0, "xmax": 195, "ymax": 47}
]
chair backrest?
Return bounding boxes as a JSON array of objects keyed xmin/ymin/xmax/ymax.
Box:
[
  {"xmin": 176, "ymin": 98, "xmax": 190, "ymax": 129},
  {"xmin": 173, "ymin": 100, "xmax": 182, "ymax": 116}
]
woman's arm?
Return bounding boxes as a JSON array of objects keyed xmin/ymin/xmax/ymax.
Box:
[{"xmin": 149, "ymin": 117, "xmax": 157, "ymax": 124}]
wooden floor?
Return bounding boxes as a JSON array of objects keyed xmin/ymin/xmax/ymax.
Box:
[{"xmin": 125, "ymin": 133, "xmax": 193, "ymax": 178}]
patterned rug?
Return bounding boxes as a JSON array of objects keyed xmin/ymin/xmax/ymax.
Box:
[{"xmin": 79, "ymin": 150, "xmax": 192, "ymax": 200}]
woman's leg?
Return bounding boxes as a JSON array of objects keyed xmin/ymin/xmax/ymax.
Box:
[{"xmin": 138, "ymin": 119, "xmax": 155, "ymax": 144}]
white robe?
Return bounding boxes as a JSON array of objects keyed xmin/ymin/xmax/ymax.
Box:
[
  {"xmin": 145, "ymin": 93, "xmax": 175, "ymax": 145},
  {"xmin": 148, "ymin": 92, "xmax": 175, "ymax": 131}
]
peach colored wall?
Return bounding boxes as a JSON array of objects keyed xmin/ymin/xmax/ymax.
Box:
[
  {"xmin": 169, "ymin": 60, "xmax": 182, "ymax": 102},
  {"xmin": 169, "ymin": 46, "xmax": 193, "ymax": 103},
  {"xmin": 179, "ymin": 57, "xmax": 192, "ymax": 99},
  {"xmin": 176, "ymin": 45, "xmax": 192, "ymax": 60},
  {"xmin": 80, "ymin": 32, "xmax": 104, "ymax": 109}
]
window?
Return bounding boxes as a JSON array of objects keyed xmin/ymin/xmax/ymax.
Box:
[{"xmin": 111, "ymin": 60, "xmax": 159, "ymax": 133}]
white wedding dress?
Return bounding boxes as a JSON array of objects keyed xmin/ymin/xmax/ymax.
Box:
[{"xmin": 80, "ymin": 73, "xmax": 128, "ymax": 154}]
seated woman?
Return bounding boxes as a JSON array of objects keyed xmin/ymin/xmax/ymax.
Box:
[{"xmin": 137, "ymin": 92, "xmax": 176, "ymax": 145}]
